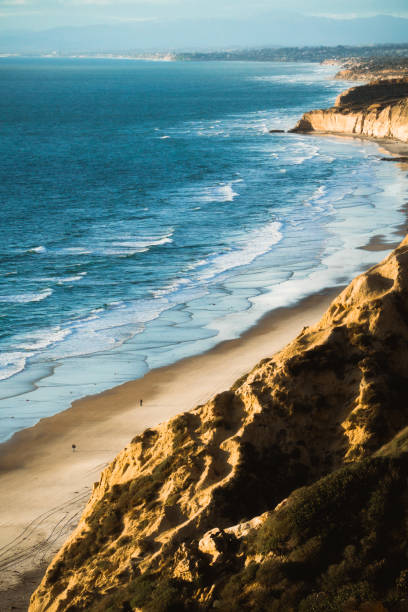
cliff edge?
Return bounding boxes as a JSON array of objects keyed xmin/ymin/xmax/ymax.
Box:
[
  {"xmin": 334, "ymin": 58, "xmax": 408, "ymax": 82},
  {"xmin": 30, "ymin": 235, "xmax": 408, "ymax": 611},
  {"xmin": 290, "ymin": 79, "xmax": 408, "ymax": 142}
]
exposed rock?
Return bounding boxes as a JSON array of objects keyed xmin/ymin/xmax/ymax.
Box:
[
  {"xmin": 290, "ymin": 79, "xmax": 408, "ymax": 142},
  {"xmin": 29, "ymin": 235, "xmax": 408, "ymax": 611},
  {"xmin": 198, "ymin": 528, "xmax": 236, "ymax": 565},
  {"xmin": 380, "ymin": 156, "xmax": 408, "ymax": 162}
]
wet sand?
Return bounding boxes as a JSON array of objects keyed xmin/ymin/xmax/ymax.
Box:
[{"xmin": 0, "ymin": 287, "xmax": 339, "ymax": 607}]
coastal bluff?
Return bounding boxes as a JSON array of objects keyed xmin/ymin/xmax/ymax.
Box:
[
  {"xmin": 30, "ymin": 235, "xmax": 408, "ymax": 611},
  {"xmin": 290, "ymin": 78, "xmax": 408, "ymax": 142}
]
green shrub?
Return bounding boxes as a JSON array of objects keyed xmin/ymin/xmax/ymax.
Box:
[
  {"xmin": 128, "ymin": 574, "xmax": 155, "ymax": 607},
  {"xmin": 215, "ymin": 454, "xmax": 408, "ymax": 611},
  {"xmin": 146, "ymin": 579, "xmax": 187, "ymax": 611}
]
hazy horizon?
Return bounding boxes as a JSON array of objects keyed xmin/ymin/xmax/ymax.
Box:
[
  {"xmin": 1, "ymin": 11, "xmax": 408, "ymax": 53},
  {"xmin": 1, "ymin": 0, "xmax": 408, "ymax": 31}
]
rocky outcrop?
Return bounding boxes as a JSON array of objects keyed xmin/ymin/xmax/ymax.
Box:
[
  {"xmin": 291, "ymin": 79, "xmax": 408, "ymax": 142},
  {"xmin": 29, "ymin": 235, "xmax": 408, "ymax": 611},
  {"xmin": 334, "ymin": 80, "xmax": 408, "ymax": 108},
  {"xmin": 335, "ymin": 58, "xmax": 408, "ymax": 82}
]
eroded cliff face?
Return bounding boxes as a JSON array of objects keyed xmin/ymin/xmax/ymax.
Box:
[
  {"xmin": 29, "ymin": 236, "xmax": 408, "ymax": 611},
  {"xmin": 291, "ymin": 79, "xmax": 408, "ymax": 142}
]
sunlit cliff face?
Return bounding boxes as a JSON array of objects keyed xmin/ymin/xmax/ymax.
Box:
[
  {"xmin": 291, "ymin": 79, "xmax": 408, "ymax": 142},
  {"xmin": 30, "ymin": 232, "xmax": 408, "ymax": 611}
]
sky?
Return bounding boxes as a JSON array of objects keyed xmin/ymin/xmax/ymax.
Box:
[{"xmin": 1, "ymin": 0, "xmax": 408, "ymax": 31}]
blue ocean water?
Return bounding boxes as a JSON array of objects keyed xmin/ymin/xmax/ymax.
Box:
[{"xmin": 0, "ymin": 58, "xmax": 407, "ymax": 442}]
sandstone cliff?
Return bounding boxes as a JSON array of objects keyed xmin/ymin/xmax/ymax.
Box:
[
  {"xmin": 30, "ymin": 235, "xmax": 408, "ymax": 611},
  {"xmin": 291, "ymin": 79, "xmax": 408, "ymax": 142}
]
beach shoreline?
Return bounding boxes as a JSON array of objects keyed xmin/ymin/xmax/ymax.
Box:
[
  {"xmin": 1, "ymin": 139, "xmax": 408, "ymax": 610},
  {"xmin": 289, "ymin": 129, "xmax": 408, "ymax": 159},
  {"xmin": 0, "ymin": 286, "xmax": 342, "ymax": 607}
]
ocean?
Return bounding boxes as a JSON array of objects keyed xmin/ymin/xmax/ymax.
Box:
[{"xmin": 0, "ymin": 58, "xmax": 407, "ymax": 442}]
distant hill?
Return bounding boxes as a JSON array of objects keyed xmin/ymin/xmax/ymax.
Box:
[
  {"xmin": 1, "ymin": 14, "xmax": 408, "ymax": 54},
  {"xmin": 175, "ymin": 44, "xmax": 408, "ymax": 63}
]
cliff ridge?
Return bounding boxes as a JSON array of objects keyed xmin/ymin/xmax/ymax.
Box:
[
  {"xmin": 291, "ymin": 79, "xmax": 408, "ymax": 142},
  {"xmin": 29, "ymin": 235, "xmax": 408, "ymax": 611}
]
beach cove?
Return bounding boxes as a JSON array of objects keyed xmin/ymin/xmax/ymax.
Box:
[
  {"xmin": 1, "ymin": 59, "xmax": 408, "ymax": 607},
  {"xmin": 0, "ymin": 288, "xmax": 340, "ymax": 606}
]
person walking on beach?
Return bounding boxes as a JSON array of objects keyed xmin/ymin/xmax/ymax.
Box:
[
  {"xmin": 140, "ymin": 399, "xmax": 143, "ymax": 407},
  {"xmin": 72, "ymin": 444, "xmax": 76, "ymax": 452}
]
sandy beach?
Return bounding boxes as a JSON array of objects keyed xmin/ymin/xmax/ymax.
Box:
[
  {"xmin": 0, "ymin": 287, "xmax": 342, "ymax": 609},
  {"xmin": 1, "ymin": 135, "xmax": 408, "ymax": 611}
]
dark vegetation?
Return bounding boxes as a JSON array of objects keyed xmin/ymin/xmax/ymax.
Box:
[
  {"xmin": 216, "ymin": 454, "xmax": 408, "ymax": 611},
  {"xmin": 91, "ymin": 575, "xmax": 194, "ymax": 612},
  {"xmin": 37, "ymin": 251, "xmax": 408, "ymax": 611},
  {"xmin": 83, "ymin": 453, "xmax": 408, "ymax": 611},
  {"xmin": 174, "ymin": 44, "xmax": 408, "ymax": 63},
  {"xmin": 66, "ymin": 323, "xmax": 408, "ymax": 611},
  {"xmin": 335, "ymin": 80, "xmax": 408, "ymax": 109}
]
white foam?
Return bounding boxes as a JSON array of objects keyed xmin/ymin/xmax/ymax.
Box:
[
  {"xmin": 0, "ymin": 352, "xmax": 30, "ymax": 381},
  {"xmin": 56, "ymin": 247, "xmax": 92, "ymax": 255},
  {"xmin": 51, "ymin": 230, "xmax": 174, "ymax": 258},
  {"xmin": 198, "ymin": 221, "xmax": 283, "ymax": 282},
  {"xmin": 114, "ymin": 234, "xmax": 173, "ymax": 249},
  {"xmin": 305, "ymin": 183, "xmax": 355, "ymax": 213},
  {"xmin": 185, "ymin": 258, "xmax": 209, "ymax": 271},
  {"xmin": 250, "ymin": 66, "xmax": 339, "ymax": 87},
  {"xmin": 57, "ymin": 272, "xmax": 87, "ymax": 284},
  {"xmin": 28, "ymin": 246, "xmax": 47, "ymax": 254},
  {"xmin": 177, "ymin": 108, "xmax": 289, "ymax": 139},
  {"xmin": 198, "ymin": 182, "xmax": 240, "ymax": 204},
  {"xmin": 0, "ymin": 288, "xmax": 53, "ymax": 304},
  {"xmin": 0, "ymin": 299, "xmax": 168, "ymax": 378},
  {"xmin": 16, "ymin": 327, "xmax": 71, "ymax": 351},
  {"xmin": 289, "ymin": 144, "xmax": 320, "ymax": 166},
  {"xmin": 308, "ymin": 185, "xmax": 328, "ymax": 203},
  {"xmin": 106, "ymin": 230, "xmax": 174, "ymax": 256},
  {"xmin": 44, "ymin": 300, "xmax": 168, "ymax": 360},
  {"xmin": 151, "ymin": 277, "xmax": 192, "ymax": 299}
]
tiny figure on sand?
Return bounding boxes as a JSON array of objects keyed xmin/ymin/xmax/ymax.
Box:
[
  {"xmin": 72, "ymin": 444, "xmax": 76, "ymax": 452},
  {"xmin": 140, "ymin": 399, "xmax": 143, "ymax": 407}
]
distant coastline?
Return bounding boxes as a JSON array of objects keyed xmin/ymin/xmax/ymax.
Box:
[
  {"xmin": 29, "ymin": 66, "xmax": 408, "ymax": 611},
  {"xmin": 3, "ymin": 42, "xmax": 408, "ymax": 68},
  {"xmin": 2, "ymin": 55, "xmax": 408, "ymax": 610}
]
